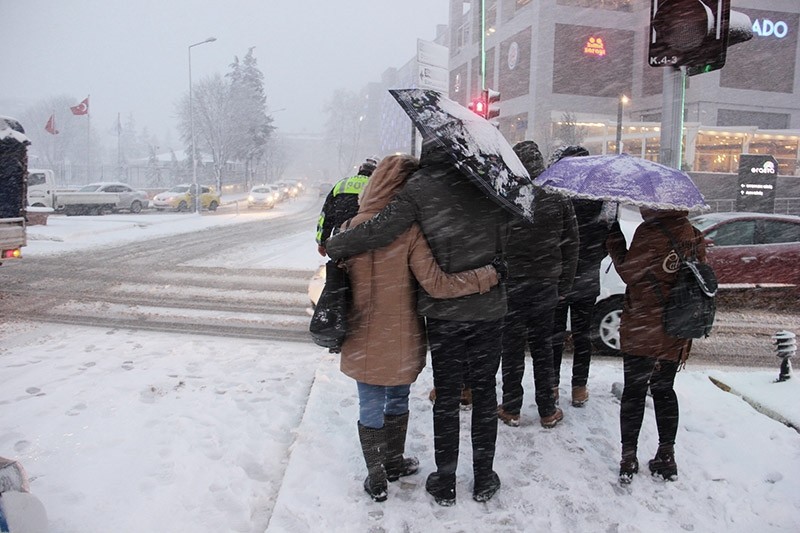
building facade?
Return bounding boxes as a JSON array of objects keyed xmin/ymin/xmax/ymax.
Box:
[{"xmin": 446, "ymin": 0, "xmax": 800, "ymax": 176}]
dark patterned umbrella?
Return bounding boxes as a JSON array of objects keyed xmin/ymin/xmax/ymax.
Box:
[{"xmin": 389, "ymin": 88, "xmax": 535, "ymax": 222}]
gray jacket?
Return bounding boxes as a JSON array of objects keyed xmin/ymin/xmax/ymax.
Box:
[{"xmin": 325, "ymin": 151, "xmax": 511, "ymax": 321}]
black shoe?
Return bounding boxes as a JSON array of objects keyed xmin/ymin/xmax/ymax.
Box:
[
  {"xmin": 473, "ymin": 471, "xmax": 501, "ymax": 502},
  {"xmin": 425, "ymin": 472, "xmax": 456, "ymax": 506},
  {"xmin": 386, "ymin": 456, "xmax": 420, "ymax": 482},
  {"xmin": 363, "ymin": 474, "xmax": 387, "ymax": 502},
  {"xmin": 649, "ymin": 452, "xmax": 678, "ymax": 481},
  {"xmin": 619, "ymin": 457, "xmax": 639, "ymax": 485}
]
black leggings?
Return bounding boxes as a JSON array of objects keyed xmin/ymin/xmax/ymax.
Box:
[{"xmin": 620, "ymin": 354, "xmax": 679, "ymax": 451}]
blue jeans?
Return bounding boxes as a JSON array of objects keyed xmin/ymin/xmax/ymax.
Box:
[{"xmin": 356, "ymin": 382, "xmax": 411, "ymax": 429}]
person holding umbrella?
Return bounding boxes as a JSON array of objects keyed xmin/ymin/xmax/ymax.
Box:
[
  {"xmin": 497, "ymin": 141, "xmax": 578, "ymax": 429},
  {"xmin": 605, "ymin": 206, "xmax": 707, "ymax": 484},
  {"xmin": 339, "ymin": 154, "xmax": 502, "ymax": 503}
]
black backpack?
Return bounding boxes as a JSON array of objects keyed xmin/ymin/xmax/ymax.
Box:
[{"xmin": 651, "ymin": 224, "xmax": 718, "ymax": 339}]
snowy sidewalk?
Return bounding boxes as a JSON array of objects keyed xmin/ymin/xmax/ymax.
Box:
[{"xmin": 267, "ymin": 355, "xmax": 800, "ymax": 532}]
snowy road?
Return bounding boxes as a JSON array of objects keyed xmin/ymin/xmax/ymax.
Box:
[{"xmin": 0, "ymin": 198, "xmax": 321, "ymax": 342}]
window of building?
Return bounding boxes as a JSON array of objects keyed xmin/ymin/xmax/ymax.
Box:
[
  {"xmin": 451, "ymin": 1, "xmax": 471, "ymax": 55},
  {"xmin": 499, "ymin": 113, "xmax": 528, "ymax": 146},
  {"xmin": 694, "ymin": 133, "xmax": 746, "ymax": 173},
  {"xmin": 556, "ymin": 0, "xmax": 635, "ymax": 12},
  {"xmin": 749, "ymin": 135, "xmax": 799, "ymax": 176},
  {"xmin": 502, "ymin": 0, "xmax": 532, "ymax": 22},
  {"xmin": 472, "ymin": 1, "xmax": 497, "ymax": 42}
]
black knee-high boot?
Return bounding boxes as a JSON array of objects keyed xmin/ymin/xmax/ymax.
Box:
[
  {"xmin": 384, "ymin": 413, "xmax": 419, "ymax": 482},
  {"xmin": 357, "ymin": 422, "xmax": 387, "ymax": 502}
]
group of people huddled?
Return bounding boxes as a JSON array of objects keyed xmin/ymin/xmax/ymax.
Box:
[{"xmin": 315, "ymin": 139, "xmax": 704, "ymax": 504}]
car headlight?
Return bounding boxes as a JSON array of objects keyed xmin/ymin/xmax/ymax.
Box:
[{"xmin": 248, "ymin": 196, "xmax": 255, "ymax": 202}]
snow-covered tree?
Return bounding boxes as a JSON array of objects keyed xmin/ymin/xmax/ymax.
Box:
[{"xmin": 228, "ymin": 48, "xmax": 275, "ymax": 188}]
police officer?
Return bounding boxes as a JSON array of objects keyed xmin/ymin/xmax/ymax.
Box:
[{"xmin": 316, "ymin": 157, "xmax": 378, "ymax": 257}]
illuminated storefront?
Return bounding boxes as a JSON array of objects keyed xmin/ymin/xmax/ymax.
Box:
[{"xmin": 555, "ymin": 115, "xmax": 800, "ymax": 175}]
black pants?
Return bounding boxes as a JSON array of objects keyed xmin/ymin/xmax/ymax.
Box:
[
  {"xmin": 620, "ymin": 354, "xmax": 679, "ymax": 452},
  {"xmin": 552, "ymin": 288, "xmax": 597, "ymax": 388},
  {"xmin": 427, "ymin": 317, "xmax": 502, "ymax": 479},
  {"xmin": 500, "ymin": 278, "xmax": 558, "ymax": 418}
]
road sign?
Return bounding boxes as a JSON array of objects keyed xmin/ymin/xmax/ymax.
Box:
[{"xmin": 736, "ymin": 154, "xmax": 778, "ymax": 213}]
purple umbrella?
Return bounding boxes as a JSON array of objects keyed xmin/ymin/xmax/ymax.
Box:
[
  {"xmin": 389, "ymin": 88, "xmax": 535, "ymax": 222},
  {"xmin": 534, "ymin": 154, "xmax": 708, "ymax": 211}
]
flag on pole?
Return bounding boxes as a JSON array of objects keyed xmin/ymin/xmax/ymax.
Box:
[
  {"xmin": 116, "ymin": 112, "xmax": 122, "ymax": 134},
  {"xmin": 45, "ymin": 114, "xmax": 59, "ymax": 135},
  {"xmin": 70, "ymin": 97, "xmax": 89, "ymax": 116}
]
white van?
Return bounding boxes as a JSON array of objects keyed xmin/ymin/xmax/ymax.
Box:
[{"xmin": 26, "ymin": 169, "xmax": 56, "ymax": 209}]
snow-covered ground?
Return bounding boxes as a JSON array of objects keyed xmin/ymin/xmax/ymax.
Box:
[{"xmin": 2, "ymin": 194, "xmax": 799, "ymax": 532}]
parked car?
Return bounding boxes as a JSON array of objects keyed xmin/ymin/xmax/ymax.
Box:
[
  {"xmin": 152, "ymin": 184, "xmax": 220, "ymax": 212},
  {"xmin": 591, "ymin": 210, "xmax": 800, "ymax": 356},
  {"xmin": 247, "ymin": 185, "xmax": 278, "ymax": 209},
  {"xmin": 56, "ymin": 182, "xmax": 150, "ymax": 214}
]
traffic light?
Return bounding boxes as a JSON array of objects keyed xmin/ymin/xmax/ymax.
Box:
[
  {"xmin": 468, "ymin": 95, "xmax": 487, "ymax": 118},
  {"xmin": 485, "ymin": 89, "xmax": 500, "ymax": 121},
  {"xmin": 648, "ymin": 0, "xmax": 730, "ymax": 72}
]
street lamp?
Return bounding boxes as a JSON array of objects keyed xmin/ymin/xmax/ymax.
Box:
[
  {"xmin": 189, "ymin": 37, "xmax": 217, "ymax": 213},
  {"xmin": 615, "ymin": 94, "xmax": 629, "ymax": 155}
]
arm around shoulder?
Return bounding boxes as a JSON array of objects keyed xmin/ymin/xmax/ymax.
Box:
[
  {"xmin": 325, "ymin": 192, "xmax": 417, "ymax": 260},
  {"xmin": 408, "ymin": 226, "xmax": 499, "ymax": 298}
]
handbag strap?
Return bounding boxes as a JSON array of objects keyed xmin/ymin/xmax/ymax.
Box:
[{"xmin": 654, "ymin": 220, "xmax": 696, "ymax": 262}]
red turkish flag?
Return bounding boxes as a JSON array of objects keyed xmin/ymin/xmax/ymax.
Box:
[
  {"xmin": 45, "ymin": 114, "xmax": 59, "ymax": 135},
  {"xmin": 70, "ymin": 97, "xmax": 89, "ymax": 116}
]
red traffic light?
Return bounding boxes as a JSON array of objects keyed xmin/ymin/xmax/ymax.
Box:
[{"xmin": 469, "ymin": 97, "xmax": 487, "ymax": 118}]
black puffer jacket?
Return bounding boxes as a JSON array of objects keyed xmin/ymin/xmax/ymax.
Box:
[
  {"xmin": 505, "ymin": 187, "xmax": 578, "ymax": 297},
  {"xmin": 325, "ymin": 147, "xmax": 511, "ymax": 321}
]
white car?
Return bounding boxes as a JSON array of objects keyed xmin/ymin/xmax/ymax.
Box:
[
  {"xmin": 589, "ymin": 206, "xmax": 641, "ymax": 356},
  {"xmin": 247, "ymin": 185, "xmax": 278, "ymax": 209}
]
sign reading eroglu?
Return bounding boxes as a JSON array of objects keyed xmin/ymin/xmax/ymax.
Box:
[{"xmin": 736, "ymin": 154, "xmax": 778, "ymax": 213}]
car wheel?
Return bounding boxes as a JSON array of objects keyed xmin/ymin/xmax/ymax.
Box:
[
  {"xmin": 177, "ymin": 201, "xmax": 188, "ymax": 212},
  {"xmin": 130, "ymin": 201, "xmax": 142, "ymax": 214},
  {"xmin": 209, "ymin": 201, "xmax": 219, "ymax": 211},
  {"xmin": 591, "ymin": 295, "xmax": 624, "ymax": 356}
]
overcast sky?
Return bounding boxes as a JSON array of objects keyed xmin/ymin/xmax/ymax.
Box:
[{"xmin": 1, "ymin": 0, "xmax": 448, "ymax": 139}]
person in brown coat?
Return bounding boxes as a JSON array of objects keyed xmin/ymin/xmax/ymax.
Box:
[
  {"xmin": 606, "ymin": 206, "xmax": 706, "ymax": 485},
  {"xmin": 340, "ymin": 154, "xmax": 501, "ymax": 502}
]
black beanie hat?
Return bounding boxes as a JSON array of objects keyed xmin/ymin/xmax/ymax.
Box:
[
  {"xmin": 512, "ymin": 140, "xmax": 545, "ymax": 178},
  {"xmin": 548, "ymin": 145, "xmax": 589, "ymax": 167}
]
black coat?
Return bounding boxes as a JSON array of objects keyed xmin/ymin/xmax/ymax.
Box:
[
  {"xmin": 570, "ymin": 199, "xmax": 611, "ymax": 297},
  {"xmin": 325, "ymin": 149, "xmax": 511, "ymax": 321},
  {"xmin": 505, "ymin": 187, "xmax": 578, "ymax": 298}
]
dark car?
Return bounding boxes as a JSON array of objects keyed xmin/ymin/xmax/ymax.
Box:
[{"xmin": 690, "ymin": 212, "xmax": 800, "ymax": 287}]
